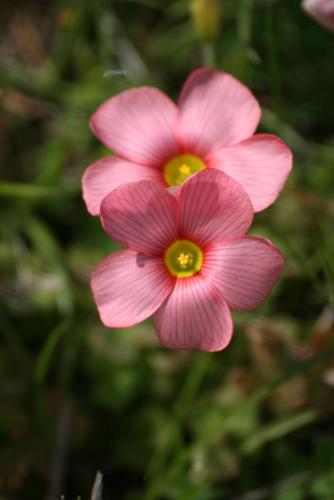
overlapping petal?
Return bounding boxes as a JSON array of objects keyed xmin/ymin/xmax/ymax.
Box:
[
  {"xmin": 178, "ymin": 169, "xmax": 253, "ymax": 247},
  {"xmin": 82, "ymin": 156, "xmax": 163, "ymax": 216},
  {"xmin": 86, "ymin": 70, "xmax": 289, "ymax": 350},
  {"xmin": 211, "ymin": 134, "xmax": 293, "ymax": 212},
  {"xmin": 203, "ymin": 236, "xmax": 284, "ymax": 311},
  {"xmin": 92, "ymin": 249, "xmax": 175, "ymax": 328},
  {"xmin": 178, "ymin": 67, "xmax": 261, "ymax": 157},
  {"xmin": 154, "ymin": 276, "xmax": 233, "ymax": 351},
  {"xmin": 90, "ymin": 87, "xmax": 179, "ymax": 167},
  {"xmin": 100, "ymin": 180, "xmax": 177, "ymax": 256}
]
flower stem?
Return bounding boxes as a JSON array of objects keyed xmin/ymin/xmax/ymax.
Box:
[{"xmin": 202, "ymin": 42, "xmax": 216, "ymax": 67}]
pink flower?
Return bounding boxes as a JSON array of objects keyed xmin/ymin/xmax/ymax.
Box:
[
  {"xmin": 83, "ymin": 68, "xmax": 292, "ymax": 216},
  {"xmin": 91, "ymin": 169, "xmax": 284, "ymax": 352},
  {"xmin": 302, "ymin": 0, "xmax": 334, "ymax": 31}
]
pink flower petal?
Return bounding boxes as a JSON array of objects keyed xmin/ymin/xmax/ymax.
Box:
[
  {"xmin": 154, "ymin": 276, "xmax": 233, "ymax": 352},
  {"xmin": 100, "ymin": 180, "xmax": 178, "ymax": 256},
  {"xmin": 92, "ymin": 249, "xmax": 175, "ymax": 328},
  {"xmin": 178, "ymin": 68, "xmax": 261, "ymax": 157},
  {"xmin": 82, "ymin": 156, "xmax": 164, "ymax": 216},
  {"xmin": 90, "ymin": 87, "xmax": 179, "ymax": 167},
  {"xmin": 178, "ymin": 169, "xmax": 253, "ymax": 247},
  {"xmin": 203, "ymin": 236, "xmax": 284, "ymax": 311},
  {"xmin": 211, "ymin": 134, "xmax": 293, "ymax": 212},
  {"xmin": 303, "ymin": 0, "xmax": 334, "ymax": 31}
]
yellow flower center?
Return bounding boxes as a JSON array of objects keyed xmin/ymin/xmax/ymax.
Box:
[
  {"xmin": 164, "ymin": 239, "xmax": 203, "ymax": 278},
  {"xmin": 163, "ymin": 154, "xmax": 205, "ymax": 186}
]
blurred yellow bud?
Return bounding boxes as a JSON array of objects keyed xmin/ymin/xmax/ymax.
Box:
[{"xmin": 191, "ymin": 0, "xmax": 222, "ymax": 42}]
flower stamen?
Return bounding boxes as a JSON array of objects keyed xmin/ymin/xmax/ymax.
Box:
[
  {"xmin": 164, "ymin": 239, "xmax": 203, "ymax": 278},
  {"xmin": 163, "ymin": 154, "xmax": 205, "ymax": 186}
]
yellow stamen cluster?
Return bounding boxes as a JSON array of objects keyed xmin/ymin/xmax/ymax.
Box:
[
  {"xmin": 164, "ymin": 239, "xmax": 203, "ymax": 278},
  {"xmin": 164, "ymin": 154, "xmax": 205, "ymax": 186},
  {"xmin": 178, "ymin": 164, "xmax": 191, "ymax": 175},
  {"xmin": 177, "ymin": 252, "xmax": 194, "ymax": 268}
]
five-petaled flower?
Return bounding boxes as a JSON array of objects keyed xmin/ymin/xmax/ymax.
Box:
[
  {"xmin": 91, "ymin": 170, "xmax": 284, "ymax": 352},
  {"xmin": 83, "ymin": 67, "xmax": 292, "ymax": 216}
]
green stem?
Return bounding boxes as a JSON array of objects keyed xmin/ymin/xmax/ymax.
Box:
[
  {"xmin": 266, "ymin": 0, "xmax": 283, "ymax": 118},
  {"xmin": 174, "ymin": 351, "xmax": 211, "ymax": 420},
  {"xmin": 0, "ymin": 181, "xmax": 77, "ymax": 199},
  {"xmin": 0, "ymin": 182, "xmax": 60, "ymax": 199},
  {"xmin": 202, "ymin": 43, "xmax": 216, "ymax": 67},
  {"xmin": 145, "ymin": 352, "xmax": 210, "ymax": 499}
]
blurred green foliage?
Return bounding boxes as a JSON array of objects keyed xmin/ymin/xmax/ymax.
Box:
[{"xmin": 1, "ymin": 0, "xmax": 334, "ymax": 498}]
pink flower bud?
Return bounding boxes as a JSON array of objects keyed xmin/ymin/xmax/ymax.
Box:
[{"xmin": 190, "ymin": 0, "xmax": 222, "ymax": 42}]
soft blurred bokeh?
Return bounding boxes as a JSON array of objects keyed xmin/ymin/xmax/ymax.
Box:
[{"xmin": 1, "ymin": 1, "xmax": 334, "ymax": 498}]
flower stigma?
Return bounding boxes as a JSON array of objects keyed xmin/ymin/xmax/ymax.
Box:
[
  {"xmin": 163, "ymin": 154, "xmax": 205, "ymax": 186},
  {"xmin": 164, "ymin": 239, "xmax": 203, "ymax": 278}
]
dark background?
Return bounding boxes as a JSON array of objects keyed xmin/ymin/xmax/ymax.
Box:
[{"xmin": 1, "ymin": 0, "xmax": 334, "ymax": 499}]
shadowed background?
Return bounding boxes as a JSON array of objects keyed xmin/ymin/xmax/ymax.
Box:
[{"xmin": 1, "ymin": 0, "xmax": 334, "ymax": 498}]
